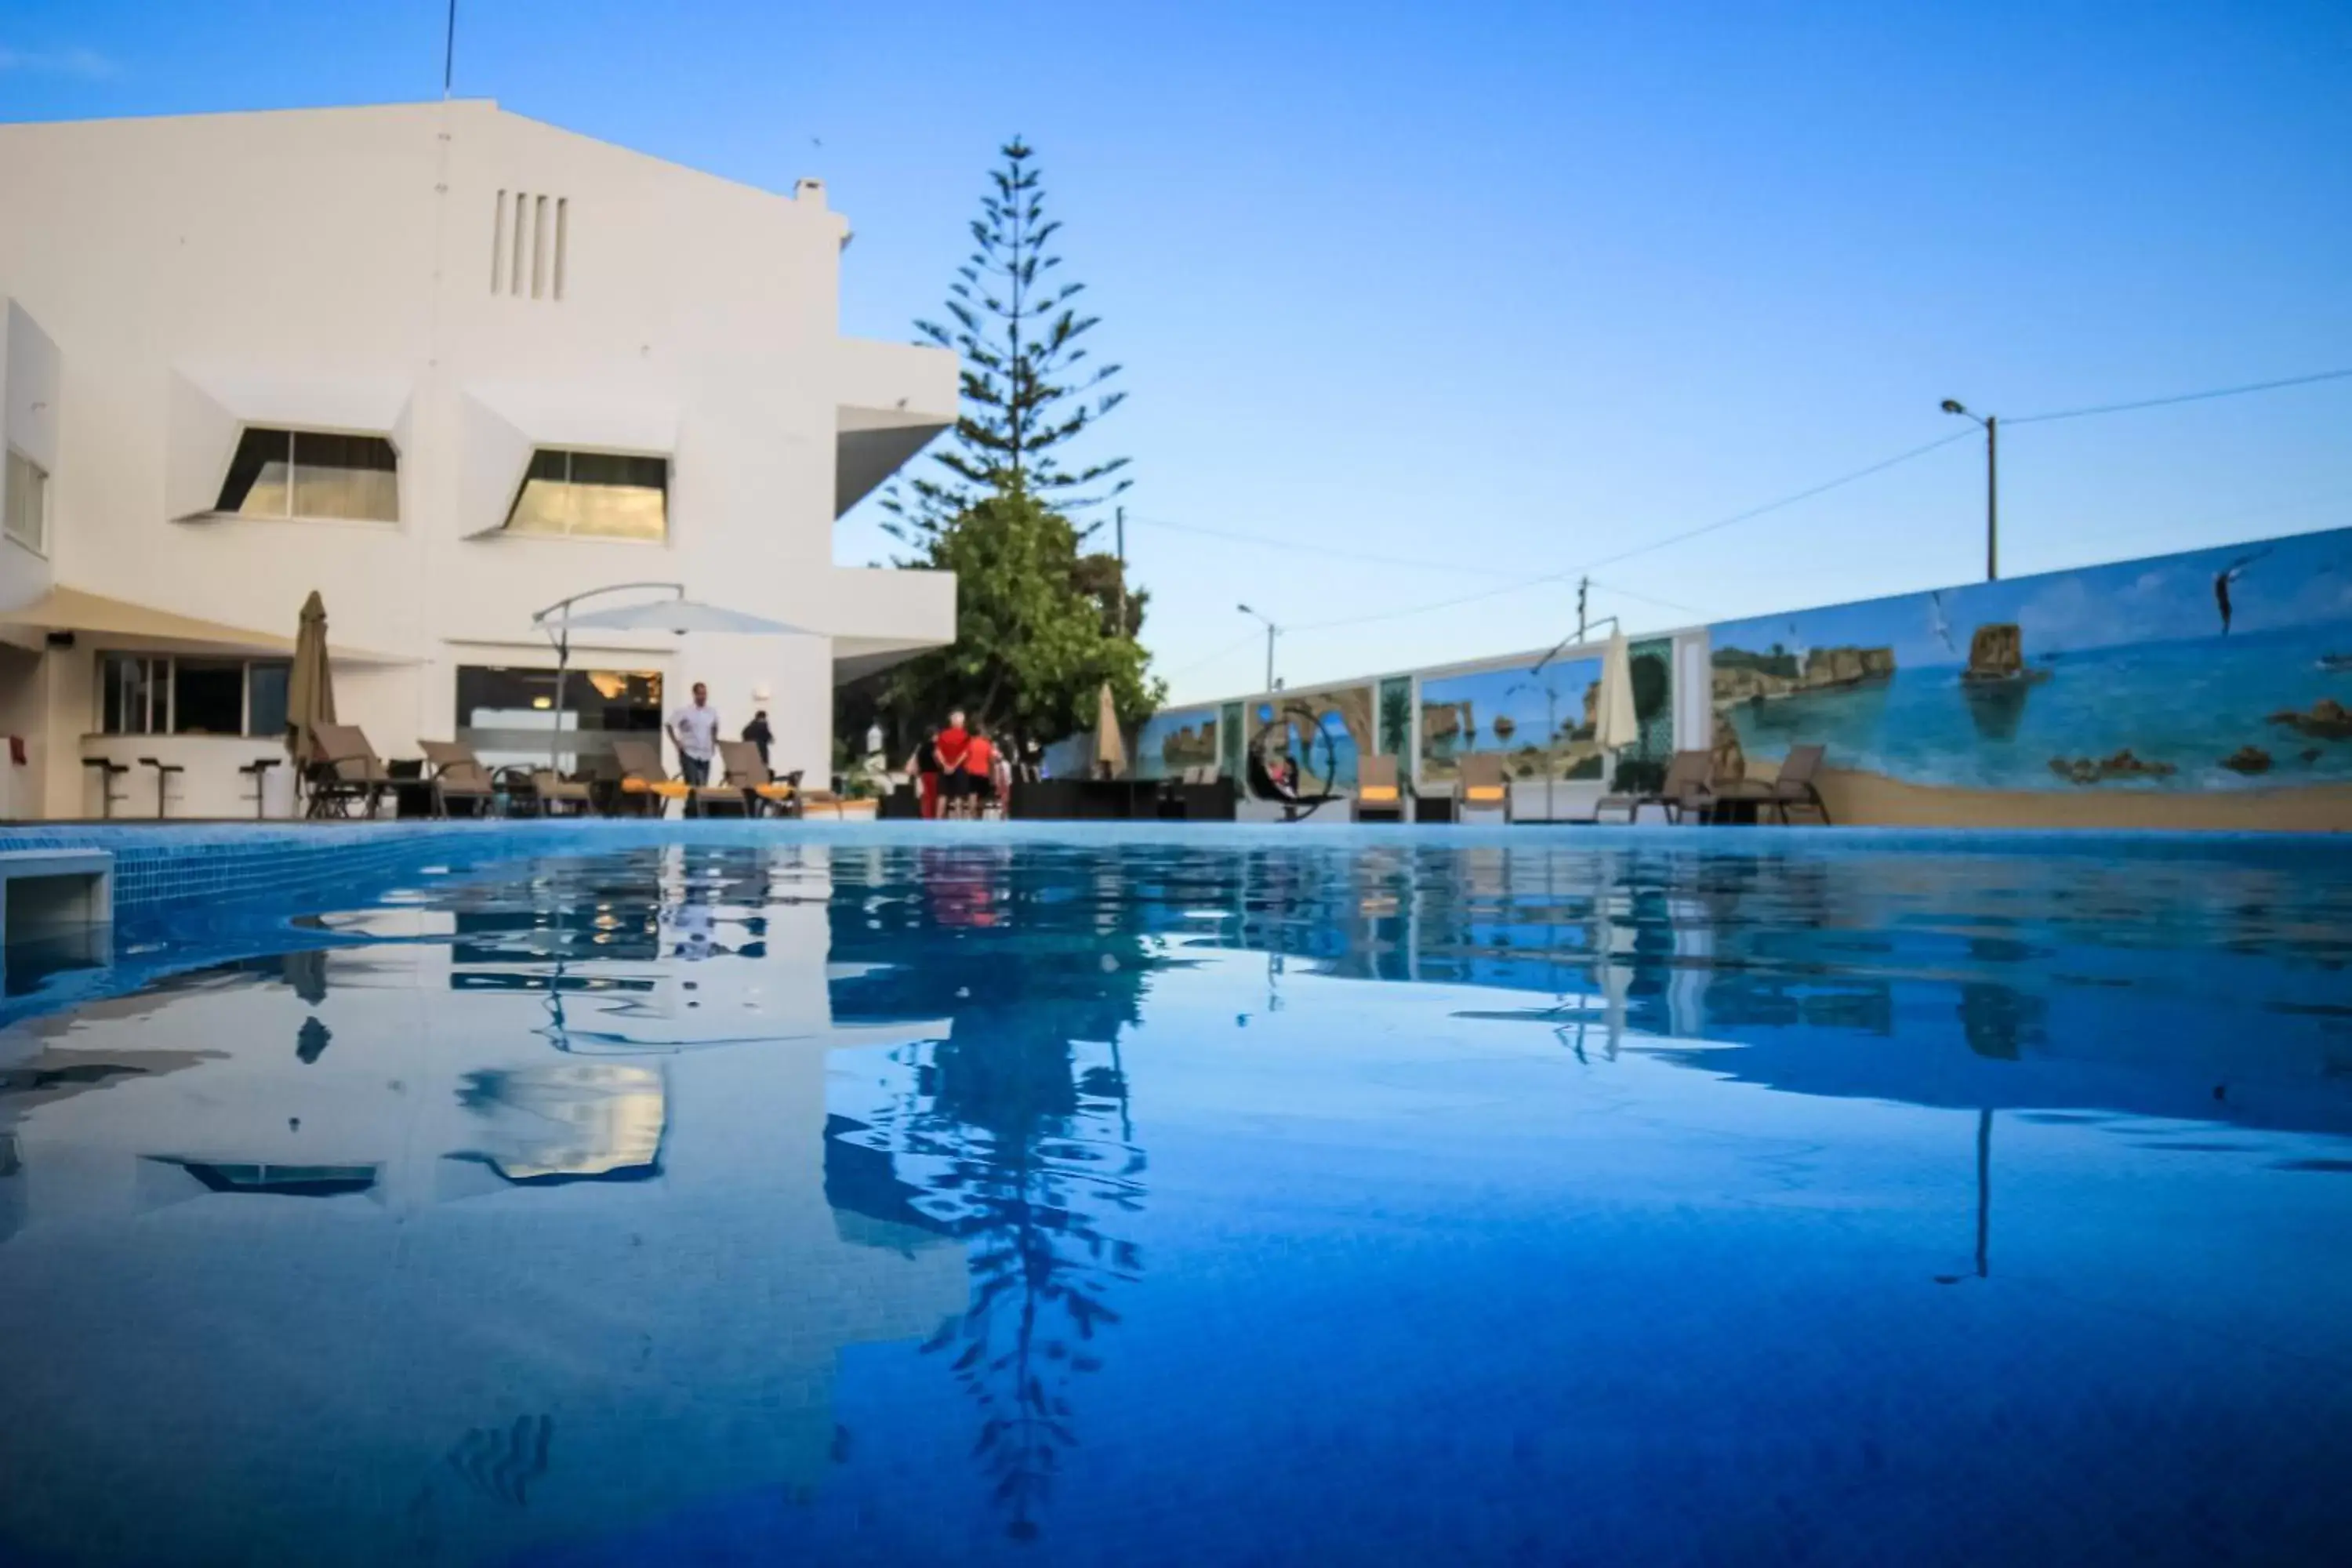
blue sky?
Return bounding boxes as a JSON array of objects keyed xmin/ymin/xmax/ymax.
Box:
[{"xmin": 5, "ymin": 1, "xmax": 2348, "ymax": 702}]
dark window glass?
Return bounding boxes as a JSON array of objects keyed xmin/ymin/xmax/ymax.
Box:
[
  {"xmin": 456, "ymin": 666, "xmax": 662, "ymax": 731},
  {"xmin": 503, "ymin": 449, "xmax": 666, "ymax": 539},
  {"xmin": 172, "ymin": 659, "xmax": 245, "ymax": 735},
  {"xmin": 291, "ymin": 432, "xmax": 400, "ymax": 521},
  {"xmin": 215, "ymin": 428, "xmax": 397, "ymax": 521},
  {"xmin": 247, "ymin": 662, "xmax": 290, "ymax": 739},
  {"xmin": 215, "ymin": 429, "xmax": 292, "ymax": 516}
]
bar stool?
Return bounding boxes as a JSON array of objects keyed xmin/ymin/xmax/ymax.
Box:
[
  {"xmin": 239, "ymin": 756, "xmax": 281, "ymax": 819},
  {"xmin": 81, "ymin": 757, "xmax": 129, "ymax": 818},
  {"xmin": 136, "ymin": 757, "xmax": 184, "ymax": 819}
]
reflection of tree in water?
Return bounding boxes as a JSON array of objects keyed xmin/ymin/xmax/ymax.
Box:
[{"xmin": 827, "ymin": 847, "xmax": 1157, "ymax": 1542}]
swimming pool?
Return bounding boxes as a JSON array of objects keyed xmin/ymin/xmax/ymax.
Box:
[{"xmin": 2, "ymin": 825, "xmax": 2349, "ymax": 1566}]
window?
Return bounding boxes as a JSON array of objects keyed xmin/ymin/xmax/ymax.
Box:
[
  {"xmin": 502, "ymin": 449, "xmax": 667, "ymax": 541},
  {"xmin": 98, "ymin": 655, "xmax": 292, "ymax": 737},
  {"xmin": 456, "ymin": 664, "xmax": 662, "ymax": 770},
  {"xmin": 4, "ymin": 448, "xmax": 47, "ymax": 554},
  {"xmin": 215, "ymin": 428, "xmax": 400, "ymax": 523}
]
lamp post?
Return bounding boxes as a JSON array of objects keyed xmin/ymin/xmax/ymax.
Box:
[
  {"xmin": 1237, "ymin": 603, "xmax": 1279, "ymax": 691},
  {"xmin": 530, "ymin": 580, "xmax": 684, "ymax": 772},
  {"xmin": 1940, "ymin": 399, "xmax": 1998, "ymax": 581}
]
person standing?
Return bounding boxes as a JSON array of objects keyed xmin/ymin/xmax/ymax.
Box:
[
  {"xmin": 668, "ymin": 681, "xmax": 721, "ymax": 786},
  {"xmin": 907, "ymin": 732, "xmax": 943, "ymax": 820},
  {"xmin": 741, "ymin": 710, "xmax": 774, "ymax": 768},
  {"xmin": 964, "ymin": 724, "xmax": 997, "ymax": 818},
  {"xmin": 935, "ymin": 710, "xmax": 973, "ymax": 819}
]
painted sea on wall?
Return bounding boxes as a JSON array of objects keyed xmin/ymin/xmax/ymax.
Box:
[
  {"xmin": 1132, "ymin": 706, "xmax": 1221, "ymax": 782},
  {"xmin": 1419, "ymin": 658, "xmax": 1605, "ymax": 784},
  {"xmin": 1708, "ymin": 527, "xmax": 2352, "ymax": 793}
]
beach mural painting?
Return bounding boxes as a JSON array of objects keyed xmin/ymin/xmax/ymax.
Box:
[
  {"xmin": 1706, "ymin": 525, "xmax": 2352, "ymax": 797},
  {"xmin": 1252, "ymin": 687, "xmax": 1373, "ymax": 796},
  {"xmin": 1418, "ymin": 658, "xmax": 1606, "ymax": 786},
  {"xmin": 1131, "ymin": 706, "xmax": 1221, "ymax": 782}
]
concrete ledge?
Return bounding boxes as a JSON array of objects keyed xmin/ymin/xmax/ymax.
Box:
[{"xmin": 0, "ymin": 848, "xmax": 114, "ymax": 943}]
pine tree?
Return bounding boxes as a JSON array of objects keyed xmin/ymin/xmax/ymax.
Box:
[{"xmin": 883, "ymin": 138, "xmax": 1128, "ymax": 542}]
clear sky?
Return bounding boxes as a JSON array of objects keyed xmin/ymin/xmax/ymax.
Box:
[{"xmin": 5, "ymin": 1, "xmax": 2348, "ymax": 702}]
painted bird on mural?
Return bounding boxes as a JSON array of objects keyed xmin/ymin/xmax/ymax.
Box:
[
  {"xmin": 1928, "ymin": 590, "xmax": 1958, "ymax": 658},
  {"xmin": 2212, "ymin": 549, "xmax": 2270, "ymax": 635}
]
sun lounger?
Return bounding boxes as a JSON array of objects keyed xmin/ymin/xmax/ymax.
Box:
[
  {"xmin": 304, "ymin": 723, "xmax": 392, "ymax": 818},
  {"xmin": 1759, "ymin": 744, "xmax": 1831, "ymax": 824},
  {"xmin": 530, "ymin": 768, "xmax": 599, "ymax": 816},
  {"xmin": 1597, "ymin": 750, "xmax": 1715, "ymax": 824},
  {"xmin": 1353, "ymin": 755, "xmax": 1407, "ymax": 823},
  {"xmin": 1456, "ymin": 753, "xmax": 1510, "ymax": 823},
  {"xmin": 608, "ymin": 738, "xmax": 702, "ymax": 815},
  {"xmin": 717, "ymin": 740, "xmax": 801, "ymax": 818},
  {"xmin": 418, "ymin": 739, "xmax": 500, "ymax": 818}
]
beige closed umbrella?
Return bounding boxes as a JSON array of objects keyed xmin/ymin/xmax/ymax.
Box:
[
  {"xmin": 286, "ymin": 590, "xmax": 336, "ymax": 768},
  {"xmin": 1094, "ymin": 682, "xmax": 1128, "ymax": 779},
  {"xmin": 1594, "ymin": 630, "xmax": 1640, "ymax": 754}
]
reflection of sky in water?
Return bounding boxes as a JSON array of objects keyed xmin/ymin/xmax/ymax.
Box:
[{"xmin": 1, "ymin": 831, "xmax": 2349, "ymax": 1566}]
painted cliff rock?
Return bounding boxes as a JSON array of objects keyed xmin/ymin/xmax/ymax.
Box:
[
  {"xmin": 2220, "ymin": 746, "xmax": 2274, "ymax": 775},
  {"xmin": 2045, "ymin": 750, "xmax": 2179, "ymax": 786},
  {"xmin": 2265, "ymin": 697, "xmax": 2352, "ymax": 740}
]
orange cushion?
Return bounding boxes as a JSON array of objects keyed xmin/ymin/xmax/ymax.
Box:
[
  {"xmin": 619, "ymin": 778, "xmax": 650, "ymax": 793},
  {"xmin": 753, "ymin": 783, "xmax": 793, "ymax": 798},
  {"xmin": 650, "ymin": 781, "xmax": 690, "ymax": 798},
  {"xmin": 1465, "ymin": 786, "xmax": 1505, "ymax": 803},
  {"xmin": 1360, "ymin": 786, "xmax": 1399, "ymax": 802}
]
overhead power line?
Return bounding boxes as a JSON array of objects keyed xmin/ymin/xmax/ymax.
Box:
[
  {"xmin": 2010, "ymin": 367, "xmax": 2352, "ymax": 426},
  {"xmin": 1289, "ymin": 428, "xmax": 1976, "ymax": 634},
  {"xmin": 1137, "ymin": 363, "xmax": 2351, "ymax": 648},
  {"xmin": 1123, "ymin": 514, "xmax": 1518, "ymax": 579}
]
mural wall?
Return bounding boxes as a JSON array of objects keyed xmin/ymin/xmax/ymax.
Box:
[
  {"xmin": 1707, "ymin": 526, "xmax": 2352, "ymax": 815},
  {"xmin": 1250, "ymin": 686, "xmax": 1374, "ymax": 795},
  {"xmin": 1417, "ymin": 657, "xmax": 1606, "ymax": 786},
  {"xmin": 1131, "ymin": 706, "xmax": 1221, "ymax": 782}
]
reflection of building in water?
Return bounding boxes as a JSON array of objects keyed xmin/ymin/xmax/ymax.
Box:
[
  {"xmin": 0, "ymin": 844, "xmax": 965, "ymax": 1567},
  {"xmin": 453, "ymin": 1063, "xmax": 666, "ymax": 1183},
  {"xmin": 1184, "ymin": 840, "xmax": 2352, "ymax": 1136}
]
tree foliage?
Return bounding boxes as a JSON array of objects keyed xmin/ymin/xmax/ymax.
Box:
[
  {"xmin": 884, "ymin": 137, "xmax": 1128, "ymax": 539},
  {"xmin": 860, "ymin": 136, "xmax": 1160, "ymax": 753},
  {"xmin": 881, "ymin": 490, "xmax": 1162, "ymax": 747}
]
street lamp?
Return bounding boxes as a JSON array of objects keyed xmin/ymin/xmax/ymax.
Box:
[
  {"xmin": 1941, "ymin": 398, "xmax": 1998, "ymax": 581},
  {"xmin": 1237, "ymin": 603, "xmax": 1280, "ymax": 691}
]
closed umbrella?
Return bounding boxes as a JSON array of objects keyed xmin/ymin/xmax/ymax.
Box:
[
  {"xmin": 285, "ymin": 590, "xmax": 336, "ymax": 767},
  {"xmin": 1594, "ymin": 630, "xmax": 1639, "ymax": 754},
  {"xmin": 1094, "ymin": 683, "xmax": 1127, "ymax": 778}
]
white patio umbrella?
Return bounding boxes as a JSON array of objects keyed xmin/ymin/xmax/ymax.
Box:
[
  {"xmin": 530, "ymin": 582, "xmax": 812, "ymax": 771},
  {"xmin": 1594, "ymin": 630, "xmax": 1640, "ymax": 757}
]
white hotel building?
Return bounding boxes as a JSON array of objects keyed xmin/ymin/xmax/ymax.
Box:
[{"xmin": 0, "ymin": 100, "xmax": 956, "ymax": 818}]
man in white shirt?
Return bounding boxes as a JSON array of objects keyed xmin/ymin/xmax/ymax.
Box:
[{"xmin": 668, "ymin": 682, "xmax": 721, "ymax": 786}]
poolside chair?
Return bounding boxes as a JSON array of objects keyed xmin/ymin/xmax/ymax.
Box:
[
  {"xmin": 1456, "ymin": 753, "xmax": 1510, "ymax": 824},
  {"xmin": 608, "ymin": 738, "xmax": 695, "ymax": 817},
  {"xmin": 303, "ymin": 723, "xmax": 393, "ymax": 818},
  {"xmin": 717, "ymin": 740, "xmax": 801, "ymax": 818},
  {"xmin": 530, "ymin": 768, "xmax": 599, "ymax": 817},
  {"xmin": 1598, "ymin": 750, "xmax": 1715, "ymax": 825},
  {"xmin": 1761, "ymin": 744, "xmax": 1831, "ymax": 825},
  {"xmin": 1352, "ymin": 755, "xmax": 1408, "ymax": 823},
  {"xmin": 418, "ymin": 740, "xmax": 499, "ymax": 818}
]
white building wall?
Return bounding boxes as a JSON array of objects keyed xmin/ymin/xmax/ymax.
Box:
[{"xmin": 0, "ymin": 101, "xmax": 956, "ymax": 817}]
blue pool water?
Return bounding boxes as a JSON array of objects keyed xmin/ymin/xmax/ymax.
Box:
[{"xmin": 2, "ymin": 826, "xmax": 2350, "ymax": 1566}]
